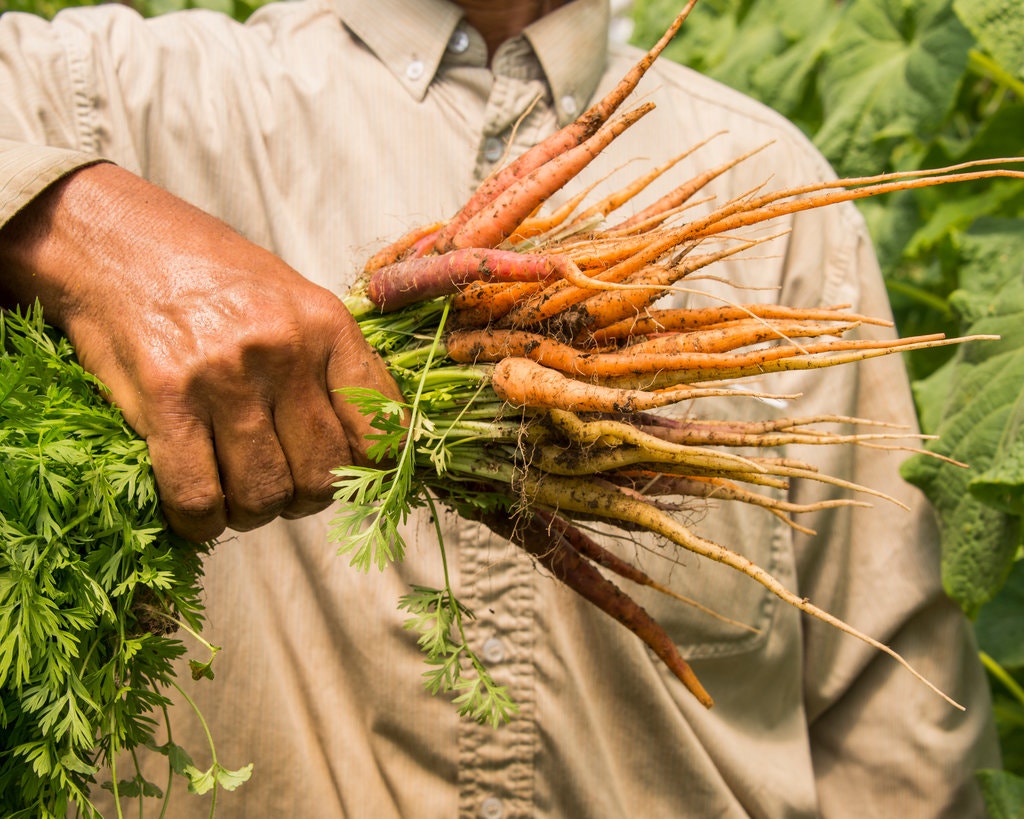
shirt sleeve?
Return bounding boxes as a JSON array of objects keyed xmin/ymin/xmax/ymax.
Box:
[{"xmin": 0, "ymin": 11, "xmax": 109, "ymax": 228}]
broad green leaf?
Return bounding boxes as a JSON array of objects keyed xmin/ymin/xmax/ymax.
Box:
[
  {"xmin": 632, "ymin": 0, "xmax": 752, "ymax": 76},
  {"xmin": 632, "ymin": 0, "xmax": 838, "ymax": 130},
  {"xmin": 814, "ymin": 0, "xmax": 973, "ymax": 176},
  {"xmin": 953, "ymin": 0, "xmax": 1024, "ymax": 81},
  {"xmin": 971, "ymin": 388, "xmax": 1024, "ymax": 515},
  {"xmin": 747, "ymin": 8, "xmax": 840, "ymax": 129},
  {"xmin": 974, "ymin": 560, "xmax": 1024, "ymax": 669},
  {"xmin": 901, "ymin": 221, "xmax": 1024, "ymax": 614},
  {"xmin": 946, "ymin": 219, "xmax": 1024, "ymax": 324},
  {"xmin": 977, "ymin": 768, "xmax": 1024, "ymax": 819},
  {"xmin": 905, "ymin": 183, "xmax": 1024, "ymax": 259}
]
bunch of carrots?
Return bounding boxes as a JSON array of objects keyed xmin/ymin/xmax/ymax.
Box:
[{"xmin": 330, "ymin": 0, "xmax": 1023, "ymax": 717}]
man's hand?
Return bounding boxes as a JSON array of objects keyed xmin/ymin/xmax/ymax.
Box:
[{"xmin": 0, "ymin": 163, "xmax": 400, "ymax": 542}]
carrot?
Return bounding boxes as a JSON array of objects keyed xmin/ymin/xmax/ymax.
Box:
[
  {"xmin": 639, "ymin": 422, "xmax": 906, "ymax": 449},
  {"xmin": 557, "ymin": 238, "xmax": 782, "ymax": 339},
  {"xmin": 479, "ymin": 508, "xmax": 714, "ymax": 707},
  {"xmin": 446, "ymin": 326, "xmax": 966, "ymax": 384},
  {"xmin": 622, "ymin": 472, "xmax": 870, "ymax": 536},
  {"xmin": 362, "ymin": 221, "xmax": 445, "ymax": 274},
  {"xmin": 596, "ymin": 334, "xmax": 991, "ymax": 390},
  {"xmin": 672, "ymin": 162, "xmax": 1024, "ymax": 246},
  {"xmin": 530, "ymin": 424, "xmax": 766, "ymax": 480},
  {"xmin": 620, "ymin": 319, "xmax": 862, "ymax": 356},
  {"xmin": 557, "ymin": 229, "xmax": 690, "ymax": 272},
  {"xmin": 507, "ymin": 183, "xmax": 598, "ymax": 243},
  {"xmin": 449, "ymin": 104, "xmax": 656, "ymax": 250},
  {"xmin": 518, "ymin": 472, "xmax": 963, "ymax": 709},
  {"xmin": 591, "ymin": 304, "xmax": 891, "ymax": 344},
  {"xmin": 498, "ymin": 222, "xmax": 704, "ymax": 327},
  {"xmin": 451, "ymin": 281, "xmax": 546, "ymax": 327},
  {"xmin": 489, "ymin": 356, "xmax": 790, "ymax": 413},
  {"xmin": 368, "ymin": 249, "xmax": 567, "ymax": 311},
  {"xmin": 558, "ymin": 134, "xmax": 725, "ymax": 234},
  {"xmin": 532, "ymin": 509, "xmax": 760, "ymax": 633},
  {"xmin": 607, "ymin": 142, "xmax": 771, "ymax": 232}
]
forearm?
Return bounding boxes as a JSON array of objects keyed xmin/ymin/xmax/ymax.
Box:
[{"xmin": 0, "ymin": 160, "xmax": 110, "ymax": 317}]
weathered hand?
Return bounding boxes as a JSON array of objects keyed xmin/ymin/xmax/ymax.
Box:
[{"xmin": 0, "ymin": 162, "xmax": 399, "ymax": 542}]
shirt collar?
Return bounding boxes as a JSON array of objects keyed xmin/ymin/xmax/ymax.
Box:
[
  {"xmin": 334, "ymin": 0, "xmax": 463, "ymax": 102},
  {"xmin": 332, "ymin": 0, "xmax": 610, "ymax": 119},
  {"xmin": 523, "ymin": 0, "xmax": 609, "ymax": 126}
]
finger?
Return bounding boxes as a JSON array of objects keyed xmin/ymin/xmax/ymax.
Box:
[
  {"xmin": 211, "ymin": 402, "xmax": 295, "ymax": 532},
  {"xmin": 147, "ymin": 422, "xmax": 228, "ymax": 543},
  {"xmin": 71, "ymin": 344, "xmax": 230, "ymax": 544},
  {"xmin": 328, "ymin": 317, "xmax": 404, "ymax": 467},
  {"xmin": 273, "ymin": 386, "xmax": 353, "ymax": 519}
]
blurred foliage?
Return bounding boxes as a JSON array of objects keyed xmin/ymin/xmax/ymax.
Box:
[{"xmin": 0, "ymin": 0, "xmax": 269, "ymax": 20}]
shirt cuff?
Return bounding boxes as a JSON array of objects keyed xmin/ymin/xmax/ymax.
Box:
[{"xmin": 0, "ymin": 139, "xmax": 108, "ymax": 228}]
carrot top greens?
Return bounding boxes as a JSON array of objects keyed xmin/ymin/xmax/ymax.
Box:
[{"xmin": 0, "ymin": 307, "xmax": 251, "ymax": 818}]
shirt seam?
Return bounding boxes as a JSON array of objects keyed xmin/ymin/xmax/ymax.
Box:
[{"xmin": 53, "ymin": 19, "xmax": 100, "ymax": 156}]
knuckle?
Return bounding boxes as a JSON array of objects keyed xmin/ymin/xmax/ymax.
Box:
[
  {"xmin": 226, "ymin": 479, "xmax": 294, "ymax": 528},
  {"xmin": 162, "ymin": 491, "xmax": 226, "ymax": 543}
]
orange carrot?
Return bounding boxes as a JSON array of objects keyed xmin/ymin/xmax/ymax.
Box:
[
  {"xmin": 607, "ymin": 142, "xmax": 771, "ymax": 231},
  {"xmin": 559, "ymin": 134, "xmax": 724, "ymax": 233},
  {"xmin": 559, "ymin": 238, "xmax": 778, "ymax": 338},
  {"xmin": 450, "ymin": 104, "xmax": 656, "ymax": 250},
  {"xmin": 451, "ymin": 281, "xmax": 546, "ymax": 326},
  {"xmin": 620, "ymin": 319, "xmax": 861, "ymax": 355},
  {"xmin": 674, "ymin": 163, "xmax": 1024, "ymax": 246},
  {"xmin": 591, "ymin": 304, "xmax": 891, "ymax": 344},
  {"xmin": 362, "ymin": 221, "xmax": 445, "ymax": 274},
  {"xmin": 480, "ymin": 508, "xmax": 714, "ymax": 707},
  {"xmin": 489, "ymin": 357, "xmax": 771, "ymax": 413}
]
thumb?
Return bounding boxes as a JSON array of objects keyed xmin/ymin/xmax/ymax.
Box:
[{"xmin": 327, "ymin": 311, "xmax": 404, "ymax": 467}]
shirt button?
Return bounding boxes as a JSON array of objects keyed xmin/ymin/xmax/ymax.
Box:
[
  {"xmin": 483, "ymin": 137, "xmax": 504, "ymax": 163},
  {"xmin": 447, "ymin": 29, "xmax": 470, "ymax": 54},
  {"xmin": 480, "ymin": 797, "xmax": 504, "ymax": 819},
  {"xmin": 405, "ymin": 60, "xmax": 425, "ymax": 81},
  {"xmin": 561, "ymin": 94, "xmax": 578, "ymax": 116},
  {"xmin": 482, "ymin": 637, "xmax": 506, "ymax": 663}
]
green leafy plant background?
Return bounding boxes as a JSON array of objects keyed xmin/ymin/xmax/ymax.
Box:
[
  {"xmin": 631, "ymin": 0, "xmax": 1024, "ymax": 811},
  {"xmin": 4, "ymin": 0, "xmax": 1023, "ymax": 813}
]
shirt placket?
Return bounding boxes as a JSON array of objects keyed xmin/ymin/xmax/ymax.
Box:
[
  {"xmin": 455, "ymin": 40, "xmax": 555, "ymax": 819},
  {"xmin": 456, "ymin": 521, "xmax": 537, "ymax": 819},
  {"xmin": 468, "ymin": 41, "xmax": 557, "ymax": 188}
]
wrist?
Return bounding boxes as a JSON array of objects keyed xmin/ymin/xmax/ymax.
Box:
[{"xmin": 0, "ymin": 163, "xmax": 117, "ymax": 323}]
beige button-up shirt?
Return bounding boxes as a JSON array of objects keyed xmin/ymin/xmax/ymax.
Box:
[{"xmin": 0, "ymin": 1, "xmax": 999, "ymax": 816}]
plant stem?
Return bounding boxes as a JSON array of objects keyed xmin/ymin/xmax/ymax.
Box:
[{"xmin": 980, "ymin": 651, "xmax": 1024, "ymax": 708}]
